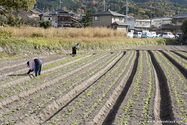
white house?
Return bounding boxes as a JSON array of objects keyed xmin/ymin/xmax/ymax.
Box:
[{"xmin": 135, "ymin": 17, "xmax": 172, "ymax": 30}]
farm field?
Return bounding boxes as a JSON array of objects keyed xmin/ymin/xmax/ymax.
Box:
[{"xmin": 0, "ymin": 45, "xmax": 187, "ymax": 125}]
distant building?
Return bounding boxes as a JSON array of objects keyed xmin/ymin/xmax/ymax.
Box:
[
  {"xmin": 135, "ymin": 17, "xmax": 172, "ymax": 33},
  {"xmin": 124, "ymin": 15, "xmax": 135, "ymax": 30},
  {"xmin": 134, "ymin": 19, "xmax": 151, "ymax": 30},
  {"xmin": 13, "ymin": 8, "xmax": 42, "ymax": 19},
  {"xmin": 91, "ymin": 9, "xmax": 129, "ymax": 32},
  {"xmin": 39, "ymin": 12, "xmax": 52, "ymax": 23},
  {"xmin": 50, "ymin": 9, "xmax": 79, "ymax": 27},
  {"xmin": 172, "ymin": 13, "xmax": 187, "ymax": 26}
]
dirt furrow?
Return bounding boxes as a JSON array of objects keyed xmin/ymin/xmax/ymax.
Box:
[
  {"xmin": 0, "ymin": 54, "xmax": 91, "ymax": 81},
  {"xmin": 0, "ymin": 53, "xmax": 110, "ymax": 110},
  {"xmin": 0, "ymin": 54, "xmax": 93, "ymax": 91},
  {"xmin": 0, "ymin": 54, "xmax": 68, "ymax": 73},
  {"xmin": 15, "ymin": 52, "xmax": 124, "ymax": 125},
  {"xmin": 41, "ymin": 51, "xmax": 132, "ymax": 125},
  {"xmin": 149, "ymin": 50, "xmax": 175, "ymax": 123},
  {"xmin": 90, "ymin": 51, "xmax": 136, "ymax": 125},
  {"xmin": 0, "ymin": 52, "xmax": 117, "ymax": 124},
  {"xmin": 172, "ymin": 51, "xmax": 187, "ymax": 60},
  {"xmin": 160, "ymin": 51, "xmax": 187, "ymax": 79},
  {"xmin": 102, "ymin": 50, "xmax": 139, "ymax": 125}
]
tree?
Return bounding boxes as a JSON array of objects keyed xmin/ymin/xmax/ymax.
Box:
[
  {"xmin": 40, "ymin": 20, "xmax": 52, "ymax": 29},
  {"xmin": 181, "ymin": 19, "xmax": 187, "ymax": 34},
  {"xmin": 46, "ymin": 7, "xmax": 50, "ymax": 12},
  {"xmin": 82, "ymin": 9, "xmax": 92, "ymax": 27},
  {"xmin": 0, "ymin": 0, "xmax": 36, "ymax": 15},
  {"xmin": 0, "ymin": 15, "xmax": 8, "ymax": 26}
]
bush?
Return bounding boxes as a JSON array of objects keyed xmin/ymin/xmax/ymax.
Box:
[
  {"xmin": 40, "ymin": 20, "xmax": 52, "ymax": 29},
  {"xmin": 0, "ymin": 28, "xmax": 12, "ymax": 39},
  {"xmin": 32, "ymin": 32, "xmax": 44, "ymax": 37}
]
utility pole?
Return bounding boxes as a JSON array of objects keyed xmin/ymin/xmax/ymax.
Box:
[
  {"xmin": 150, "ymin": 4, "xmax": 152, "ymax": 30},
  {"xmin": 103, "ymin": 0, "xmax": 106, "ymax": 11},
  {"xmin": 60, "ymin": 0, "xmax": 63, "ymax": 9},
  {"xmin": 178, "ymin": 9, "xmax": 180, "ymax": 15},
  {"xmin": 126, "ymin": 0, "xmax": 128, "ymax": 24}
]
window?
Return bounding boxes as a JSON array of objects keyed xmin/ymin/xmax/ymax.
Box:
[
  {"xmin": 95, "ymin": 16, "xmax": 100, "ymax": 21},
  {"xmin": 178, "ymin": 20, "xmax": 183, "ymax": 23},
  {"xmin": 119, "ymin": 17, "xmax": 123, "ymax": 21},
  {"xmin": 48, "ymin": 18, "xmax": 50, "ymax": 20},
  {"xmin": 114, "ymin": 16, "xmax": 116, "ymax": 20}
]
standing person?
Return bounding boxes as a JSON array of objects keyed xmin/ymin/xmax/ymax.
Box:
[
  {"xmin": 27, "ymin": 58, "xmax": 42, "ymax": 76},
  {"xmin": 72, "ymin": 43, "xmax": 80, "ymax": 55}
]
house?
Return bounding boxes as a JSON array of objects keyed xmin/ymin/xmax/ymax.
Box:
[
  {"xmin": 50, "ymin": 9, "xmax": 79, "ymax": 27},
  {"xmin": 172, "ymin": 13, "xmax": 187, "ymax": 26},
  {"xmin": 134, "ymin": 19, "xmax": 151, "ymax": 30},
  {"xmin": 13, "ymin": 8, "xmax": 42, "ymax": 19},
  {"xmin": 124, "ymin": 15, "xmax": 135, "ymax": 30},
  {"xmin": 135, "ymin": 17, "xmax": 172, "ymax": 33},
  {"xmin": 91, "ymin": 9, "xmax": 129, "ymax": 32},
  {"xmin": 29, "ymin": 8, "xmax": 42, "ymax": 18},
  {"xmin": 39, "ymin": 12, "xmax": 52, "ymax": 23}
]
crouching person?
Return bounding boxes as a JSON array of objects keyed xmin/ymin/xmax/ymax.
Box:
[
  {"xmin": 72, "ymin": 43, "xmax": 80, "ymax": 56},
  {"xmin": 27, "ymin": 58, "xmax": 42, "ymax": 76}
]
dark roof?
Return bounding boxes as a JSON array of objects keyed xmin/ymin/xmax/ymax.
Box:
[
  {"xmin": 39, "ymin": 12, "xmax": 51, "ymax": 17},
  {"xmin": 50, "ymin": 9, "xmax": 74, "ymax": 16},
  {"xmin": 172, "ymin": 13, "xmax": 187, "ymax": 19},
  {"xmin": 30, "ymin": 8, "xmax": 42, "ymax": 14},
  {"xmin": 162, "ymin": 24, "xmax": 180, "ymax": 29},
  {"xmin": 112, "ymin": 21, "xmax": 129, "ymax": 26},
  {"xmin": 92, "ymin": 10, "xmax": 125, "ymax": 17}
]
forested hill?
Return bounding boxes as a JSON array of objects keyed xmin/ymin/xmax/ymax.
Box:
[{"xmin": 35, "ymin": 0, "xmax": 187, "ymax": 19}]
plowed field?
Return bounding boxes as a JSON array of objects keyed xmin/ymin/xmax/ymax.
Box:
[{"xmin": 0, "ymin": 45, "xmax": 187, "ymax": 125}]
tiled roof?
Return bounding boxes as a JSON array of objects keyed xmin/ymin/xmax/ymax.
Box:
[
  {"xmin": 92, "ymin": 10, "xmax": 125, "ymax": 17},
  {"xmin": 39, "ymin": 12, "xmax": 51, "ymax": 17},
  {"xmin": 172, "ymin": 13, "xmax": 187, "ymax": 19},
  {"xmin": 50, "ymin": 9, "xmax": 74, "ymax": 16},
  {"xmin": 30, "ymin": 8, "xmax": 42, "ymax": 14}
]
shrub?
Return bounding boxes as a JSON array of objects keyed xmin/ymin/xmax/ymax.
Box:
[
  {"xmin": 0, "ymin": 28, "xmax": 12, "ymax": 38},
  {"xmin": 32, "ymin": 32, "xmax": 44, "ymax": 37},
  {"xmin": 40, "ymin": 21, "xmax": 52, "ymax": 29}
]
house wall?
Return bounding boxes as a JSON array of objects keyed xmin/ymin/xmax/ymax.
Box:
[
  {"xmin": 162, "ymin": 20, "xmax": 171, "ymax": 25},
  {"xmin": 44, "ymin": 17, "xmax": 52, "ymax": 21},
  {"xmin": 52, "ymin": 15, "xmax": 57, "ymax": 27},
  {"xmin": 117, "ymin": 26, "xmax": 127, "ymax": 32},
  {"xmin": 135, "ymin": 20, "xmax": 151, "ymax": 29},
  {"xmin": 176, "ymin": 18, "xmax": 185, "ymax": 26},
  {"xmin": 92, "ymin": 15, "xmax": 112, "ymax": 27},
  {"xmin": 112, "ymin": 16, "xmax": 124, "ymax": 23}
]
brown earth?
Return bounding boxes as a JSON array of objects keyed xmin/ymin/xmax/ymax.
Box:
[{"xmin": 0, "ymin": 45, "xmax": 187, "ymax": 125}]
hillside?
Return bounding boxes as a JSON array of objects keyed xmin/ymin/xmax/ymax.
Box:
[{"xmin": 35, "ymin": 0, "xmax": 187, "ymax": 19}]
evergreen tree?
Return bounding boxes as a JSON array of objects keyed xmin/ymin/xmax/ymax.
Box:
[
  {"xmin": 181, "ymin": 19, "xmax": 187, "ymax": 34},
  {"xmin": 82, "ymin": 9, "xmax": 92, "ymax": 27}
]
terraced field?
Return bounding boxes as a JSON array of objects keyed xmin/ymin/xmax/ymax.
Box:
[{"xmin": 0, "ymin": 45, "xmax": 187, "ymax": 125}]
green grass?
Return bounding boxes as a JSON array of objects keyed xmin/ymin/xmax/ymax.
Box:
[{"xmin": 0, "ymin": 37, "xmax": 165, "ymax": 59}]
